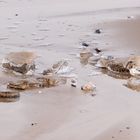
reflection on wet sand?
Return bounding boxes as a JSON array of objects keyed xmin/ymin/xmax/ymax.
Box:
[
  {"xmin": 0, "ymin": 96, "xmax": 20, "ymax": 103},
  {"xmin": 125, "ymin": 78, "xmax": 140, "ymax": 92},
  {"xmin": 0, "ymin": 88, "xmax": 20, "ymax": 103}
]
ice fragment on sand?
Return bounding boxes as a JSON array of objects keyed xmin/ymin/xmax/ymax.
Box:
[
  {"xmin": 71, "ymin": 79, "xmax": 77, "ymax": 87},
  {"xmin": 81, "ymin": 82, "xmax": 96, "ymax": 92},
  {"xmin": 95, "ymin": 29, "xmax": 102, "ymax": 34},
  {"xmin": 2, "ymin": 52, "xmax": 37, "ymax": 75}
]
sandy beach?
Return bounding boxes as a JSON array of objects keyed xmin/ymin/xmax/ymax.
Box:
[{"xmin": 0, "ymin": 0, "xmax": 140, "ymax": 140}]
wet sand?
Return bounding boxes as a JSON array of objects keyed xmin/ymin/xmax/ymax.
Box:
[{"xmin": 0, "ymin": 0, "xmax": 140, "ymax": 140}]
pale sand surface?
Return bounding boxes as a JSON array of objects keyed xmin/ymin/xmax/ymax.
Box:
[{"xmin": 0, "ymin": 0, "xmax": 140, "ymax": 140}]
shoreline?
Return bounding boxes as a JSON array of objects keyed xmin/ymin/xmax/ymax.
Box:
[{"xmin": 0, "ymin": 2, "xmax": 140, "ymax": 140}]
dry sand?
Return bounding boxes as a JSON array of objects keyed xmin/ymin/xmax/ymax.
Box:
[{"xmin": 0, "ymin": 0, "xmax": 140, "ymax": 140}]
